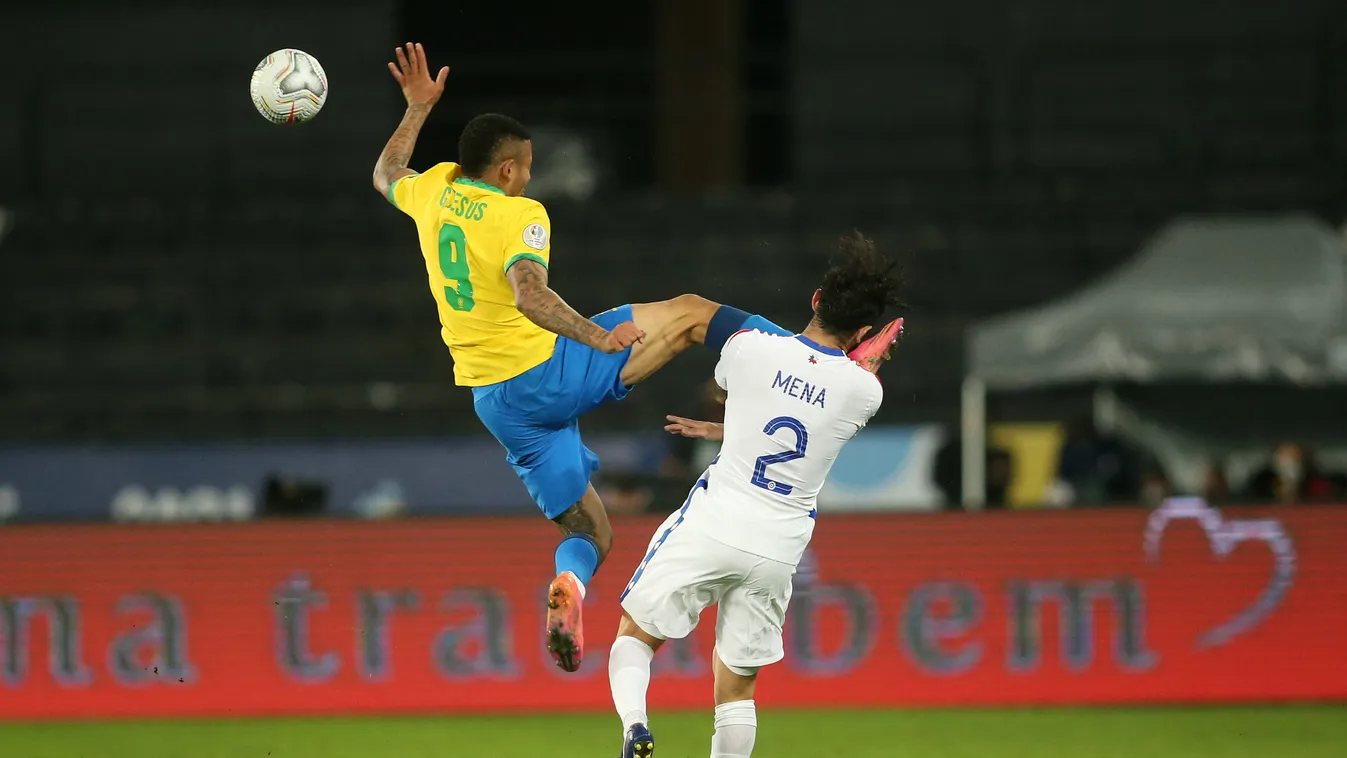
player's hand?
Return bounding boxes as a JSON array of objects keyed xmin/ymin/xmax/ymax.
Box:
[
  {"xmin": 665, "ymin": 416, "xmax": 725, "ymax": 441},
  {"xmin": 600, "ymin": 321, "xmax": 645, "ymax": 354},
  {"xmin": 388, "ymin": 42, "xmax": 449, "ymax": 109}
]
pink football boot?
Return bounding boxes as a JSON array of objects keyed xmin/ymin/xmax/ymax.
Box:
[
  {"xmin": 544, "ymin": 572, "xmax": 585, "ymax": 672},
  {"xmin": 848, "ymin": 318, "xmax": 904, "ymax": 374}
]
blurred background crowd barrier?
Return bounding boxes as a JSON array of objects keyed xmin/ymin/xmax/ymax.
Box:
[
  {"xmin": 3, "ymin": 0, "xmax": 1347, "ymax": 717},
  {"xmin": 2, "ymin": 503, "xmax": 1344, "ymax": 718}
]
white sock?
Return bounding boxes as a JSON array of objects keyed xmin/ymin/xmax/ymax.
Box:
[
  {"xmin": 710, "ymin": 700, "xmax": 757, "ymax": 758},
  {"xmin": 608, "ymin": 635, "xmax": 655, "ymax": 736}
]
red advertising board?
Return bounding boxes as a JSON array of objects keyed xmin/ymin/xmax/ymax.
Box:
[{"xmin": 1, "ymin": 500, "xmax": 1344, "ymax": 719}]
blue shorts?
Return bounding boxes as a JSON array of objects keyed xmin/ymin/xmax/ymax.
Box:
[{"xmin": 472, "ymin": 305, "xmax": 634, "ymax": 519}]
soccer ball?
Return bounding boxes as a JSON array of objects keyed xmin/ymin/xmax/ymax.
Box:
[{"xmin": 250, "ymin": 49, "xmax": 329, "ymax": 125}]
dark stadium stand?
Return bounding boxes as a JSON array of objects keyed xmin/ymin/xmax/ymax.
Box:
[{"xmin": 3, "ymin": 0, "xmax": 1346, "ymax": 441}]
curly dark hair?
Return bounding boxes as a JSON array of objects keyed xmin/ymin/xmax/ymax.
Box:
[
  {"xmin": 458, "ymin": 113, "xmax": 531, "ymax": 177},
  {"xmin": 814, "ymin": 231, "xmax": 906, "ymax": 337}
]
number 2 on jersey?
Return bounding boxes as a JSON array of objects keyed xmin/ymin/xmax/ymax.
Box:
[
  {"xmin": 751, "ymin": 416, "xmax": 808, "ymax": 495},
  {"xmin": 438, "ymin": 223, "xmax": 475, "ymax": 311}
]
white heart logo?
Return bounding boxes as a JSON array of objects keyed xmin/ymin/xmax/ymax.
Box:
[{"xmin": 1143, "ymin": 497, "xmax": 1296, "ymax": 649}]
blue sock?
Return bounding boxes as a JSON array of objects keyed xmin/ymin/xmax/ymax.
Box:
[
  {"xmin": 705, "ymin": 306, "xmax": 791, "ymax": 351},
  {"xmin": 554, "ymin": 533, "xmax": 601, "ymax": 586}
]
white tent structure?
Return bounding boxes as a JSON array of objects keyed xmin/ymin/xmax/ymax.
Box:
[{"xmin": 960, "ymin": 214, "xmax": 1347, "ymax": 506}]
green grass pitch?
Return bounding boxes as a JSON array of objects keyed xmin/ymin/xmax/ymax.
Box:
[{"xmin": 2, "ymin": 706, "xmax": 1343, "ymax": 757}]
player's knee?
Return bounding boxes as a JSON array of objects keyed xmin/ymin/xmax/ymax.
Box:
[
  {"xmin": 671, "ymin": 292, "xmax": 715, "ymax": 309},
  {"xmin": 670, "ymin": 293, "xmax": 718, "ymax": 322},
  {"xmin": 663, "ymin": 294, "xmax": 718, "ymax": 345},
  {"xmin": 712, "ymin": 647, "xmax": 759, "ymax": 702},
  {"xmin": 713, "ymin": 666, "xmax": 758, "ymax": 705}
]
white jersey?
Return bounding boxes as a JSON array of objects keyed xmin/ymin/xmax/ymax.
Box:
[{"xmin": 679, "ymin": 330, "xmax": 883, "ymax": 565}]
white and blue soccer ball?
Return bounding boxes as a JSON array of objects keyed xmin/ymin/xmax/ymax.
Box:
[{"xmin": 250, "ymin": 49, "xmax": 329, "ymax": 125}]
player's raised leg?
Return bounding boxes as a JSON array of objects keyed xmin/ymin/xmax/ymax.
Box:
[
  {"xmin": 546, "ymin": 484, "xmax": 613, "ymax": 673},
  {"xmin": 710, "ymin": 651, "xmax": 759, "ymax": 758},
  {"xmin": 620, "ymin": 295, "xmax": 789, "ymax": 387},
  {"xmin": 609, "ymin": 612, "xmax": 665, "ymax": 758}
]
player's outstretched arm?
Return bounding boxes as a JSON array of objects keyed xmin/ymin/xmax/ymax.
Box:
[
  {"xmin": 664, "ymin": 415, "xmax": 724, "ymax": 441},
  {"xmin": 507, "ymin": 259, "xmax": 643, "ymax": 354},
  {"xmin": 372, "ymin": 42, "xmax": 449, "ymax": 200}
]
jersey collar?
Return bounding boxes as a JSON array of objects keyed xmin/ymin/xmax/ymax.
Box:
[
  {"xmin": 454, "ymin": 177, "xmax": 505, "ymax": 195},
  {"xmin": 795, "ymin": 334, "xmax": 846, "ymax": 357}
]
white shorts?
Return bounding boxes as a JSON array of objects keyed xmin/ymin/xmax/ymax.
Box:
[{"xmin": 619, "ymin": 510, "xmax": 796, "ymax": 671}]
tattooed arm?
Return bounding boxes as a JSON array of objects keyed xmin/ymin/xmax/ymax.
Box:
[
  {"xmin": 374, "ymin": 42, "xmax": 448, "ymax": 200},
  {"xmin": 373, "ymin": 104, "xmax": 430, "ymax": 199},
  {"xmin": 371, "ymin": 103, "xmax": 428, "ymax": 199},
  {"xmin": 507, "ymin": 259, "xmax": 640, "ymax": 354}
]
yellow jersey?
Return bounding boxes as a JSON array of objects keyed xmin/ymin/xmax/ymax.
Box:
[{"xmin": 389, "ymin": 162, "xmax": 559, "ymax": 386}]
